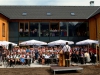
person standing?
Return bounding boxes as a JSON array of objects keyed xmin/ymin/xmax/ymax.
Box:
[
  {"xmin": 0, "ymin": 47, "xmax": 3, "ymax": 63},
  {"xmin": 62, "ymin": 42, "xmax": 71, "ymax": 67}
]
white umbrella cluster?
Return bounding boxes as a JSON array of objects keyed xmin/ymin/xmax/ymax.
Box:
[
  {"xmin": 19, "ymin": 39, "xmax": 47, "ymax": 45},
  {"xmin": 19, "ymin": 39, "xmax": 74, "ymax": 46},
  {"xmin": 48, "ymin": 39, "xmax": 74, "ymax": 46},
  {"xmin": 76, "ymin": 39, "xmax": 98, "ymax": 45}
]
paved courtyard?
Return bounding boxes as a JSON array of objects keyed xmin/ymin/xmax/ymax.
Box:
[{"xmin": 0, "ymin": 60, "xmax": 98, "ymax": 68}]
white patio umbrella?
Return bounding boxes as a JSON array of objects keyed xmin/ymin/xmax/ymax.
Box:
[
  {"xmin": 0, "ymin": 41, "xmax": 17, "ymax": 46},
  {"xmin": 0, "ymin": 41, "xmax": 6, "ymax": 45},
  {"xmin": 19, "ymin": 39, "xmax": 47, "ymax": 45},
  {"xmin": 0, "ymin": 41, "xmax": 17, "ymax": 49},
  {"xmin": 76, "ymin": 39, "xmax": 98, "ymax": 45},
  {"xmin": 76, "ymin": 39, "xmax": 99, "ymax": 53},
  {"xmin": 10, "ymin": 42, "xmax": 17, "ymax": 46},
  {"xmin": 48, "ymin": 39, "xmax": 74, "ymax": 46}
]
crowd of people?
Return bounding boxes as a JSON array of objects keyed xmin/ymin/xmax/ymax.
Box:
[{"xmin": 0, "ymin": 44, "xmax": 98, "ymax": 67}]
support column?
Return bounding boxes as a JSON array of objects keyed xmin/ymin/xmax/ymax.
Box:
[
  {"xmin": 38, "ymin": 23, "xmax": 41, "ymax": 37},
  {"xmin": 96, "ymin": 14, "xmax": 100, "ymax": 63},
  {"xmin": 66, "ymin": 22, "xmax": 68, "ymax": 36}
]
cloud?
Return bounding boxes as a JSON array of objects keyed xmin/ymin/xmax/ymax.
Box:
[{"xmin": 0, "ymin": 0, "xmax": 100, "ymax": 6}]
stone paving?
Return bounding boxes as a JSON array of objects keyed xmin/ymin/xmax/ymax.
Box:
[{"xmin": 0, "ymin": 60, "xmax": 50, "ymax": 68}]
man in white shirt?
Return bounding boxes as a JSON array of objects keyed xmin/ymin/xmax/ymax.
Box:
[
  {"xmin": 62, "ymin": 42, "xmax": 71, "ymax": 53},
  {"xmin": 62, "ymin": 42, "xmax": 71, "ymax": 67}
]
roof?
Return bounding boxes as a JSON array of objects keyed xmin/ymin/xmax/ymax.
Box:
[
  {"xmin": 89, "ymin": 7, "xmax": 100, "ymax": 18},
  {"xmin": 0, "ymin": 6, "xmax": 100, "ymax": 19}
]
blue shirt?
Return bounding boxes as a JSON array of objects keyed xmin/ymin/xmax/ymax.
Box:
[{"xmin": 26, "ymin": 49, "xmax": 30, "ymax": 53}]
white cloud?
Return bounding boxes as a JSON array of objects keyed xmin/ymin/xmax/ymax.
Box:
[{"xmin": 0, "ymin": 0, "xmax": 100, "ymax": 6}]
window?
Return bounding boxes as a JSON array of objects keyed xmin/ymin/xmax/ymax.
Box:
[
  {"xmin": 68, "ymin": 22, "xmax": 89, "ymax": 36},
  {"xmin": 60, "ymin": 22, "xmax": 68, "ymax": 37},
  {"xmin": 24, "ymin": 23, "xmax": 29, "ymax": 37},
  {"xmin": 22, "ymin": 12, "xmax": 27, "ymax": 16},
  {"xmin": 19, "ymin": 22, "xmax": 29, "ymax": 37},
  {"xmin": 19, "ymin": 23, "xmax": 24, "ymax": 37},
  {"xmin": 50, "ymin": 23, "xmax": 59, "ymax": 37},
  {"xmin": 47, "ymin": 12, "xmax": 51, "ymax": 16},
  {"xmin": 70, "ymin": 12, "xmax": 75, "ymax": 16},
  {"xmin": 2, "ymin": 23, "xmax": 5, "ymax": 37},
  {"xmin": 30, "ymin": 22, "xmax": 39, "ymax": 37},
  {"xmin": 40, "ymin": 22, "xmax": 49, "ymax": 37}
]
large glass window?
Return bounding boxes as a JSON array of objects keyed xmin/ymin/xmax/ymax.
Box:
[
  {"xmin": 19, "ymin": 23, "xmax": 24, "ymax": 37},
  {"xmin": 50, "ymin": 22, "xmax": 59, "ymax": 37},
  {"xmin": 68, "ymin": 22, "xmax": 77, "ymax": 36},
  {"xmin": 68, "ymin": 22, "xmax": 89, "ymax": 37},
  {"xmin": 18, "ymin": 21, "xmax": 89, "ymax": 38},
  {"xmin": 60, "ymin": 22, "xmax": 68, "ymax": 36},
  {"xmin": 19, "ymin": 22, "xmax": 29, "ymax": 37},
  {"xmin": 24, "ymin": 23, "xmax": 29, "ymax": 37},
  {"xmin": 40, "ymin": 22, "xmax": 49, "ymax": 37},
  {"xmin": 30, "ymin": 22, "xmax": 38, "ymax": 37},
  {"xmin": 75, "ymin": 22, "xmax": 89, "ymax": 36}
]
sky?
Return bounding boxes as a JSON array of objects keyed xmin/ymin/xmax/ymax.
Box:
[{"xmin": 0, "ymin": 0, "xmax": 100, "ymax": 6}]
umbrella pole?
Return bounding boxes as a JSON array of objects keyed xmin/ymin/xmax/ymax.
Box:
[
  {"xmin": 88, "ymin": 44, "xmax": 89, "ymax": 52},
  {"xmin": 96, "ymin": 44, "xmax": 98, "ymax": 65}
]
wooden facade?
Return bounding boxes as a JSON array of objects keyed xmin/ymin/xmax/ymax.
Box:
[
  {"xmin": 0, "ymin": 14, "xmax": 9, "ymax": 41},
  {"xmin": 89, "ymin": 18, "xmax": 97, "ymax": 40},
  {"xmin": 96, "ymin": 14, "xmax": 100, "ymax": 40},
  {"xmin": 89, "ymin": 14, "xmax": 100, "ymax": 40}
]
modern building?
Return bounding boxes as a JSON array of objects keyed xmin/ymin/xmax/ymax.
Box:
[{"xmin": 0, "ymin": 6, "xmax": 100, "ymax": 45}]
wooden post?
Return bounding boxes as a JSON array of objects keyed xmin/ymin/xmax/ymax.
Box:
[{"xmin": 88, "ymin": 44, "xmax": 89, "ymax": 53}]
